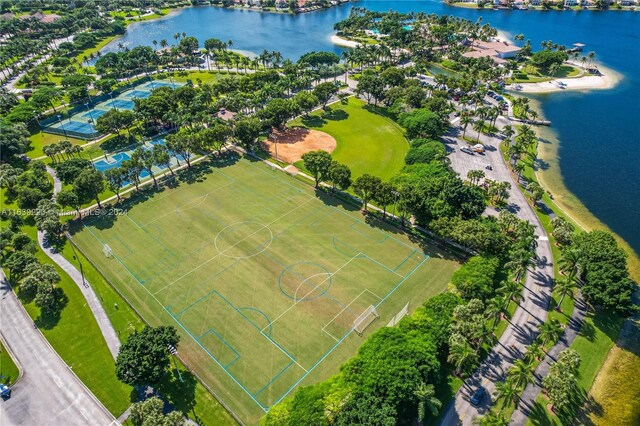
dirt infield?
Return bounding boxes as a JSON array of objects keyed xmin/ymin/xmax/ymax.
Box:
[{"xmin": 263, "ymin": 127, "xmax": 337, "ymax": 164}]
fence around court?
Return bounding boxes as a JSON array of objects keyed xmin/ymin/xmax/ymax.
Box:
[{"xmin": 39, "ymin": 75, "xmax": 155, "ymax": 140}]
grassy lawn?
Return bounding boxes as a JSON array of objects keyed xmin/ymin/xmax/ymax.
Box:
[
  {"xmin": 28, "ymin": 132, "xmax": 87, "ymax": 159},
  {"xmin": 166, "ymin": 71, "xmax": 229, "ymax": 84},
  {"xmin": 0, "ymin": 341, "xmax": 20, "ymax": 386},
  {"xmin": 60, "ymin": 233, "xmax": 237, "ymax": 425},
  {"xmin": 290, "ymin": 97, "xmax": 409, "ymax": 181},
  {"xmin": 75, "ymin": 35, "xmax": 120, "ymax": 64},
  {"xmin": 68, "ymin": 157, "xmax": 459, "ymax": 424}
]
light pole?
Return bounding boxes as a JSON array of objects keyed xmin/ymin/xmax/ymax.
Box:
[
  {"xmin": 57, "ymin": 114, "xmax": 69, "ymax": 140},
  {"xmin": 168, "ymin": 345, "xmax": 183, "ymax": 382},
  {"xmin": 392, "ymin": 190, "xmax": 400, "ymax": 222},
  {"xmin": 33, "ymin": 110, "xmax": 41, "ymax": 127}
]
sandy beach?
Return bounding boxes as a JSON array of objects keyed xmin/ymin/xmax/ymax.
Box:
[
  {"xmin": 330, "ymin": 34, "xmax": 360, "ymax": 48},
  {"xmin": 507, "ymin": 63, "xmax": 621, "ymax": 94}
]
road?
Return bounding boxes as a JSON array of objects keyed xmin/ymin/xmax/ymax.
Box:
[
  {"xmin": 0, "ymin": 269, "xmax": 117, "ymax": 426},
  {"xmin": 440, "ymin": 101, "xmax": 555, "ymax": 425}
]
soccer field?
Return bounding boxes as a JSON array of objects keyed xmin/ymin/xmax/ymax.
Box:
[{"xmin": 70, "ymin": 157, "xmax": 459, "ymax": 423}]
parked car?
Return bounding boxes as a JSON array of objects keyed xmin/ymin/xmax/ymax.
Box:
[
  {"xmin": 485, "ymin": 164, "xmax": 493, "ymax": 170},
  {"xmin": 470, "ymin": 386, "xmax": 485, "ymax": 406},
  {"xmin": 460, "ymin": 147, "xmax": 474, "ymax": 155},
  {"xmin": 0, "ymin": 383, "xmax": 11, "ymax": 399}
]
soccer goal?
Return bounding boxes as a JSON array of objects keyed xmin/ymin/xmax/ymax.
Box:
[
  {"xmin": 103, "ymin": 244, "xmax": 113, "ymax": 258},
  {"xmin": 353, "ymin": 305, "xmax": 380, "ymax": 336}
]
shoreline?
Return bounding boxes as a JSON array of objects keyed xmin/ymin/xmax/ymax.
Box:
[
  {"xmin": 508, "ymin": 62, "xmax": 622, "ymax": 93},
  {"xmin": 528, "ymin": 99, "xmax": 640, "ymax": 279},
  {"xmin": 446, "ymin": 1, "xmax": 638, "ymax": 11},
  {"xmin": 330, "ymin": 34, "xmax": 361, "ymax": 48}
]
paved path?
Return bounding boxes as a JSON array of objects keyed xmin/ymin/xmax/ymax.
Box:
[
  {"xmin": 0, "ymin": 269, "xmax": 117, "ymax": 426},
  {"xmin": 39, "ymin": 167, "xmax": 121, "ymax": 359},
  {"xmin": 440, "ymin": 104, "xmax": 555, "ymax": 425},
  {"xmin": 511, "ymin": 292, "xmax": 587, "ymax": 423}
]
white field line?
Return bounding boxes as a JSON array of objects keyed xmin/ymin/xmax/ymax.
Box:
[
  {"xmin": 264, "ymin": 253, "xmax": 361, "ymax": 332},
  {"xmin": 321, "ymin": 328, "xmax": 340, "ymax": 342},
  {"xmin": 321, "ymin": 289, "xmax": 383, "ymax": 334},
  {"xmin": 152, "ymin": 197, "xmax": 314, "ymax": 295}
]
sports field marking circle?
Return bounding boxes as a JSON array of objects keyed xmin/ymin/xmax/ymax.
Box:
[
  {"xmin": 214, "ymin": 221, "xmax": 273, "ymax": 259},
  {"xmin": 278, "ymin": 262, "xmax": 333, "ymax": 301}
]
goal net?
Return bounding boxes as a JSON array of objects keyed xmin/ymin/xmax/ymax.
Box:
[
  {"xmin": 387, "ymin": 302, "xmax": 410, "ymax": 327},
  {"xmin": 353, "ymin": 305, "xmax": 380, "ymax": 336},
  {"xmin": 103, "ymin": 244, "xmax": 113, "ymax": 258}
]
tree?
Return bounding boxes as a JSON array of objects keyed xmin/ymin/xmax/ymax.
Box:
[
  {"xmin": 95, "ymin": 109, "xmax": 136, "ymax": 136},
  {"xmin": 356, "ymin": 72, "xmax": 384, "ymax": 105},
  {"xmin": 352, "ymin": 174, "xmax": 382, "ymax": 211},
  {"xmin": 34, "ymin": 199, "xmax": 63, "ymax": 240},
  {"xmin": 104, "ymin": 168, "xmax": 125, "ymax": 201},
  {"xmin": 537, "ymin": 319, "xmax": 563, "ymax": 346},
  {"xmin": 152, "ymin": 145, "xmax": 173, "ymax": 176},
  {"xmin": 523, "ymin": 341, "xmax": 545, "ymax": 364},
  {"xmin": 572, "ymin": 231, "xmax": 635, "ymax": 313},
  {"xmin": 129, "ymin": 397, "xmax": 185, "ymax": 426},
  {"xmin": 258, "ymin": 98, "xmax": 300, "ymax": 130},
  {"xmin": 74, "ymin": 169, "xmax": 106, "ymax": 208},
  {"xmin": 542, "ymin": 349, "xmax": 581, "ymax": 412},
  {"xmin": 399, "ymin": 108, "xmax": 447, "ymax": 140},
  {"xmin": 312, "ymin": 82, "xmax": 339, "ymax": 109},
  {"xmin": 6, "ymin": 251, "xmax": 38, "ymax": 280},
  {"xmin": 199, "ymin": 124, "xmax": 231, "ymax": 155},
  {"xmin": 328, "ymin": 162, "xmax": 351, "ymax": 192},
  {"xmin": 234, "ymin": 118, "xmax": 262, "ymax": 151},
  {"xmin": 467, "ymin": 169, "xmax": 485, "ymax": 186},
  {"xmin": 405, "ymin": 139, "xmax": 446, "ymax": 165},
  {"xmin": 132, "ymin": 148, "xmax": 158, "ymax": 186},
  {"xmin": 0, "ymin": 123, "xmax": 30, "ymax": 161},
  {"xmin": 301, "ymin": 150, "xmax": 333, "ymax": 188},
  {"xmin": 555, "ymin": 276, "xmax": 577, "ymax": 310},
  {"xmin": 373, "ymin": 182, "xmax": 395, "ymax": 217},
  {"xmin": 474, "ymin": 411, "xmax": 509, "ymax": 426},
  {"xmin": 414, "ymin": 383, "xmax": 441, "ymax": 422},
  {"xmin": 56, "ymin": 190, "xmax": 81, "ymax": 214},
  {"xmin": 294, "ymin": 91, "xmax": 319, "ymax": 116},
  {"xmin": 550, "ymin": 217, "xmax": 574, "ymax": 247},
  {"xmin": 493, "ymin": 378, "xmax": 520, "ymax": 409},
  {"xmin": 166, "ymin": 128, "xmax": 198, "ymax": 168},
  {"xmin": 507, "ymin": 359, "xmax": 534, "ymax": 390},
  {"xmin": 451, "ymin": 256, "xmax": 499, "ymax": 300},
  {"xmin": 115, "ymin": 326, "xmax": 180, "ymax": 387},
  {"xmin": 557, "ymin": 247, "xmax": 581, "ymax": 278},
  {"xmin": 527, "ymin": 181, "xmax": 544, "ymax": 205},
  {"xmin": 447, "ymin": 333, "xmax": 478, "ymax": 376}
]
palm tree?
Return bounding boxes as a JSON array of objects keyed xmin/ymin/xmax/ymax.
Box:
[
  {"xmin": 461, "ymin": 114, "xmax": 473, "ymax": 138},
  {"xmin": 473, "ymin": 120, "xmax": 485, "ymax": 142},
  {"xmin": 555, "ymin": 276, "xmax": 577, "ymax": 310},
  {"xmin": 514, "ymin": 161, "xmax": 525, "ymax": 180},
  {"xmin": 486, "ymin": 296, "xmax": 508, "ymax": 330},
  {"xmin": 473, "ymin": 411, "xmax": 509, "ymax": 426},
  {"xmin": 558, "ymin": 247, "xmax": 581, "ymax": 278},
  {"xmin": 506, "ymin": 249, "xmax": 536, "ymax": 283},
  {"xmin": 448, "ymin": 335, "xmax": 478, "ymax": 376},
  {"xmin": 507, "ymin": 359, "xmax": 534, "ymax": 389},
  {"xmin": 537, "ymin": 319, "xmax": 563, "ymax": 346},
  {"xmin": 493, "ymin": 378, "xmax": 520, "ymax": 409},
  {"xmin": 498, "ymin": 279, "xmax": 524, "ymax": 306},
  {"xmin": 414, "ymin": 383, "xmax": 442, "ymax": 423},
  {"xmin": 523, "ymin": 341, "xmax": 545, "ymax": 364}
]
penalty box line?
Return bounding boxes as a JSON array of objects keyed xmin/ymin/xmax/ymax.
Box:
[
  {"xmin": 321, "ymin": 289, "xmax": 383, "ymax": 342},
  {"xmin": 264, "ymin": 253, "xmax": 362, "ymax": 333},
  {"xmin": 152, "ymin": 197, "xmax": 315, "ymax": 296}
]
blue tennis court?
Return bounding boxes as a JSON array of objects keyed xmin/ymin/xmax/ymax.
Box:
[
  {"xmin": 80, "ymin": 109, "xmax": 108, "ymax": 120},
  {"xmin": 120, "ymin": 89, "xmax": 151, "ymax": 99},
  {"xmin": 104, "ymin": 99, "xmax": 135, "ymax": 110},
  {"xmin": 51, "ymin": 120, "xmax": 96, "ymax": 134},
  {"xmin": 142, "ymin": 81, "xmax": 182, "ymax": 90}
]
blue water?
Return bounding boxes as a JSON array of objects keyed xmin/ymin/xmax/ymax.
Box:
[{"xmin": 103, "ymin": 3, "xmax": 640, "ymax": 253}]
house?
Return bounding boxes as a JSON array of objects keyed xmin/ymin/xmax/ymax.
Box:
[
  {"xmin": 618, "ymin": 0, "xmax": 636, "ymax": 5},
  {"xmin": 40, "ymin": 13, "xmax": 61, "ymax": 23},
  {"xmin": 462, "ymin": 49, "xmax": 508, "ymax": 65},
  {"xmin": 529, "ymin": 0, "xmax": 542, "ymax": 6},
  {"xmin": 465, "ymin": 39, "xmax": 521, "ymax": 58},
  {"xmin": 564, "ymin": 0, "xmax": 579, "ymax": 6}
]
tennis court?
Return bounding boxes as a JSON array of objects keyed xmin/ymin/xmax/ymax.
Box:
[
  {"xmin": 48, "ymin": 120, "xmax": 97, "ymax": 134},
  {"xmin": 43, "ymin": 79, "xmax": 183, "ymax": 138},
  {"xmin": 69, "ymin": 159, "xmax": 459, "ymax": 423}
]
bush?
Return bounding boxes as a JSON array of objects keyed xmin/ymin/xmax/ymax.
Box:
[
  {"xmin": 405, "ymin": 139, "xmax": 446, "ymax": 164},
  {"xmin": 451, "ymin": 256, "xmax": 500, "ymax": 300}
]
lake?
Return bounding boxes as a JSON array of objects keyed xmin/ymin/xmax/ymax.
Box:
[{"xmin": 103, "ymin": 2, "xmax": 640, "ymax": 253}]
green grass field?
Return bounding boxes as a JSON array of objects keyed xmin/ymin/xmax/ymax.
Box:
[
  {"xmin": 69, "ymin": 157, "xmax": 459, "ymax": 423},
  {"xmin": 291, "ymin": 98, "xmax": 409, "ymax": 181},
  {"xmin": 0, "ymin": 341, "xmax": 20, "ymax": 386}
]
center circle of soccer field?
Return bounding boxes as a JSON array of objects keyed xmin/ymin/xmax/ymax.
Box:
[
  {"xmin": 214, "ymin": 221, "xmax": 273, "ymax": 258},
  {"xmin": 278, "ymin": 262, "xmax": 333, "ymax": 301}
]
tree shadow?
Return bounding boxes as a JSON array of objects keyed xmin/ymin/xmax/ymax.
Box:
[
  {"xmin": 35, "ymin": 287, "xmax": 68, "ymax": 330},
  {"xmin": 314, "ymin": 188, "xmax": 361, "ymax": 212},
  {"xmin": 322, "ymin": 109, "xmax": 349, "ymax": 122},
  {"xmin": 100, "ymin": 134, "xmax": 140, "ymax": 153},
  {"xmin": 156, "ymin": 368, "xmax": 198, "ymax": 419},
  {"xmin": 300, "ymin": 115, "xmax": 326, "ymax": 128}
]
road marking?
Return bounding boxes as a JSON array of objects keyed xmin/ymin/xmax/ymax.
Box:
[
  {"xmin": 538, "ymin": 236, "xmax": 549, "ymax": 241},
  {"xmin": 451, "ymin": 117, "xmax": 461, "ymax": 124},
  {"xmin": 483, "ymin": 378, "xmax": 489, "ymax": 385}
]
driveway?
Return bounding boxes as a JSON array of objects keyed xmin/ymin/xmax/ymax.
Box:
[{"xmin": 0, "ymin": 269, "xmax": 117, "ymax": 426}]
